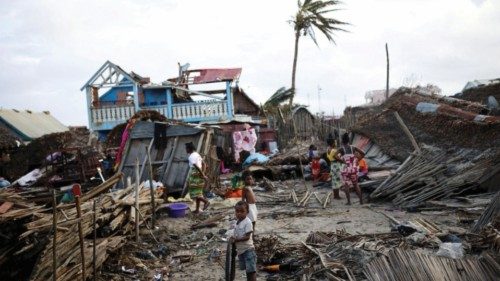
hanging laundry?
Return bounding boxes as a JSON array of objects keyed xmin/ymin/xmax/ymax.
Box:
[{"xmin": 233, "ymin": 127, "xmax": 257, "ymax": 162}]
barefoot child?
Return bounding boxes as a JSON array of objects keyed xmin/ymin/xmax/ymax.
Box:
[
  {"xmin": 185, "ymin": 142, "xmax": 210, "ymax": 213},
  {"xmin": 241, "ymin": 171, "xmax": 258, "ymax": 232},
  {"xmin": 230, "ymin": 201, "xmax": 257, "ymax": 281}
]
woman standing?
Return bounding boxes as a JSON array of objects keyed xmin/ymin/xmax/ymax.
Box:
[
  {"xmin": 338, "ymin": 133, "xmax": 365, "ymax": 205},
  {"xmin": 185, "ymin": 142, "xmax": 210, "ymax": 213}
]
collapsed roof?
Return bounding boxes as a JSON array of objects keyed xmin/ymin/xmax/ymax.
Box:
[
  {"xmin": 348, "ymin": 86, "xmax": 499, "ymax": 162},
  {"xmin": 348, "ymin": 86, "xmax": 500, "ymax": 205}
]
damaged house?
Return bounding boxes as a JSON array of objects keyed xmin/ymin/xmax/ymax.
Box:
[{"xmin": 81, "ymin": 61, "xmax": 263, "ymax": 140}]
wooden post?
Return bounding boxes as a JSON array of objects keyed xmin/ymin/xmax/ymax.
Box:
[
  {"xmin": 75, "ymin": 195, "xmax": 86, "ymax": 281},
  {"xmin": 93, "ymin": 200, "xmax": 97, "ymax": 281},
  {"xmin": 145, "ymin": 146, "xmax": 155, "ymax": 228},
  {"xmin": 135, "ymin": 158, "xmax": 140, "ymax": 242},
  {"xmin": 52, "ymin": 189, "xmax": 57, "ymax": 281},
  {"xmin": 393, "ymin": 111, "xmax": 421, "ymax": 153},
  {"xmin": 385, "ymin": 43, "xmax": 390, "ymax": 100}
]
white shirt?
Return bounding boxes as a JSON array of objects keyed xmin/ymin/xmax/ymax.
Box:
[
  {"xmin": 188, "ymin": 152, "xmax": 203, "ymax": 170},
  {"xmin": 234, "ymin": 217, "xmax": 254, "ymax": 255}
]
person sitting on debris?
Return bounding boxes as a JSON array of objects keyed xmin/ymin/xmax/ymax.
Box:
[
  {"xmin": 242, "ymin": 171, "xmax": 258, "ymax": 232},
  {"xmin": 327, "ymin": 142, "xmax": 342, "ymax": 200},
  {"xmin": 308, "ymin": 144, "xmax": 318, "ymax": 162},
  {"xmin": 185, "ymin": 142, "xmax": 210, "ymax": 213},
  {"xmin": 230, "ymin": 201, "xmax": 257, "ymax": 281},
  {"xmin": 355, "ymin": 151, "xmax": 369, "ymax": 182},
  {"xmin": 338, "ymin": 133, "xmax": 365, "ymax": 205}
]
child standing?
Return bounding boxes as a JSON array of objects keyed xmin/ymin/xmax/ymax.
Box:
[
  {"xmin": 327, "ymin": 142, "xmax": 342, "ymax": 200},
  {"xmin": 242, "ymin": 171, "xmax": 258, "ymax": 232},
  {"xmin": 231, "ymin": 201, "xmax": 257, "ymax": 281}
]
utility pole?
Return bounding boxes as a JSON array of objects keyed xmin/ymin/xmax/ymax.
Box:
[
  {"xmin": 385, "ymin": 43, "xmax": 390, "ymax": 100},
  {"xmin": 317, "ymin": 85, "xmax": 322, "ymax": 114}
]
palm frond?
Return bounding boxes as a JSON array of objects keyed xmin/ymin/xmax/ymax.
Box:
[
  {"xmin": 292, "ymin": 0, "xmax": 348, "ymax": 45},
  {"xmin": 264, "ymin": 87, "xmax": 294, "ymax": 107}
]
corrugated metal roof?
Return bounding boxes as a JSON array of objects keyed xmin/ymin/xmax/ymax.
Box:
[
  {"xmin": 0, "ymin": 109, "xmax": 68, "ymax": 141},
  {"xmin": 189, "ymin": 68, "xmax": 242, "ymax": 84}
]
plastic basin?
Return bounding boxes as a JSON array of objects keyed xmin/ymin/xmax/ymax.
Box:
[{"xmin": 168, "ymin": 203, "xmax": 189, "ymax": 218}]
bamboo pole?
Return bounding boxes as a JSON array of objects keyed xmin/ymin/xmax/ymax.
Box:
[
  {"xmin": 135, "ymin": 158, "xmax": 140, "ymax": 242},
  {"xmin": 75, "ymin": 195, "xmax": 86, "ymax": 281},
  {"xmin": 393, "ymin": 111, "xmax": 420, "ymax": 154},
  {"xmin": 323, "ymin": 191, "xmax": 332, "ymax": 209},
  {"xmin": 52, "ymin": 189, "xmax": 57, "ymax": 281},
  {"xmin": 145, "ymin": 145, "xmax": 156, "ymax": 228},
  {"xmin": 313, "ymin": 192, "xmax": 322, "ymax": 205}
]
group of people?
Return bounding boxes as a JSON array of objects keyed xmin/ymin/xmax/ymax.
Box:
[
  {"xmin": 311, "ymin": 132, "xmax": 368, "ymax": 205},
  {"xmin": 185, "ymin": 133, "xmax": 369, "ymax": 280}
]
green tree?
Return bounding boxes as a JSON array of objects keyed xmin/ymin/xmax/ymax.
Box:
[{"xmin": 289, "ymin": 0, "xmax": 348, "ymax": 107}]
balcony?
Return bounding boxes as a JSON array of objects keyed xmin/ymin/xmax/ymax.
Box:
[{"xmin": 89, "ymin": 100, "xmax": 230, "ymax": 131}]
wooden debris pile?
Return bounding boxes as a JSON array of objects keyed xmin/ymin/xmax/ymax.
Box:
[
  {"xmin": 370, "ymin": 148, "xmax": 493, "ymax": 207},
  {"xmin": 4, "ymin": 128, "xmax": 94, "ymax": 181},
  {"xmin": 364, "ymin": 248, "xmax": 500, "ymax": 281},
  {"xmin": 472, "ymin": 190, "xmax": 500, "ymax": 232},
  {"xmin": 0, "ymin": 171, "xmax": 163, "ymax": 281},
  {"xmin": 267, "ymin": 141, "xmax": 325, "ymax": 166}
]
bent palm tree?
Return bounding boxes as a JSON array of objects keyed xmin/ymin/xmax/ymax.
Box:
[{"xmin": 289, "ymin": 0, "xmax": 348, "ymax": 107}]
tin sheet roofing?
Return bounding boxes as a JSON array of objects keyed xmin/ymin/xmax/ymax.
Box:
[{"xmin": 0, "ymin": 109, "xmax": 68, "ymax": 141}]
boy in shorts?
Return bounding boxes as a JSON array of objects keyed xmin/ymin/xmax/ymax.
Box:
[{"xmin": 230, "ymin": 201, "xmax": 257, "ymax": 281}]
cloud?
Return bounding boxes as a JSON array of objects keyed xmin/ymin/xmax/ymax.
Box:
[{"xmin": 0, "ymin": 0, "xmax": 499, "ymax": 126}]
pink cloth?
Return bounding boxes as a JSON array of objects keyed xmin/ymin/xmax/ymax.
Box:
[
  {"xmin": 233, "ymin": 128, "xmax": 257, "ymax": 162},
  {"xmin": 114, "ymin": 122, "xmax": 133, "ymax": 169},
  {"xmin": 340, "ymin": 146, "xmax": 359, "ymax": 186}
]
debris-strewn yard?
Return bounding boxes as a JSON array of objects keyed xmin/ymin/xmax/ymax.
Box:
[
  {"xmin": 89, "ymin": 178, "xmax": 499, "ymax": 281},
  {"xmin": 1, "ymin": 84, "xmax": 499, "ymax": 280}
]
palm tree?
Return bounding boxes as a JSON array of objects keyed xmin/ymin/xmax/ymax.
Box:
[{"xmin": 289, "ymin": 0, "xmax": 348, "ymax": 107}]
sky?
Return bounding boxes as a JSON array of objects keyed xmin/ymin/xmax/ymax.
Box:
[{"xmin": 0, "ymin": 0, "xmax": 499, "ymax": 126}]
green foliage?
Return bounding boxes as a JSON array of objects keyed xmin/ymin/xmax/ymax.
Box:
[
  {"xmin": 292, "ymin": 0, "xmax": 348, "ymax": 46},
  {"xmin": 264, "ymin": 87, "xmax": 293, "ymax": 107}
]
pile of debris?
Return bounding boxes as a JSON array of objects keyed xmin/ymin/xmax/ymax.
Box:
[
  {"xmin": 455, "ymin": 79, "xmax": 500, "ymax": 112},
  {"xmin": 0, "ymin": 172, "xmax": 163, "ymax": 281},
  {"xmin": 346, "ymin": 87, "xmax": 499, "ymax": 206},
  {"xmin": 0, "ymin": 126, "xmax": 21, "ymax": 151},
  {"xmin": 3, "ymin": 127, "xmax": 96, "ymax": 185}
]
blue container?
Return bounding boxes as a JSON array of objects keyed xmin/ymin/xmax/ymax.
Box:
[{"xmin": 168, "ymin": 203, "xmax": 189, "ymax": 218}]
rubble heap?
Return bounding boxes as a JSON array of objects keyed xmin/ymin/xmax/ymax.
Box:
[
  {"xmin": 0, "ymin": 172, "xmax": 162, "ymax": 281},
  {"xmin": 348, "ymin": 87, "xmax": 500, "ymax": 205}
]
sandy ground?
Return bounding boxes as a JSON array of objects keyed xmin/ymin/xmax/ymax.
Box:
[{"xmin": 99, "ymin": 179, "xmax": 472, "ymax": 281}]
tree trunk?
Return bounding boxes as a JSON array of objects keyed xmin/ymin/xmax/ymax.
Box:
[{"xmin": 289, "ymin": 30, "xmax": 301, "ymax": 108}]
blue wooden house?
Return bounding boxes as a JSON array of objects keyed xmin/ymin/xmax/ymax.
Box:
[{"xmin": 81, "ymin": 61, "xmax": 261, "ymax": 139}]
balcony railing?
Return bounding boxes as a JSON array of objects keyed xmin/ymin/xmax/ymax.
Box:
[
  {"xmin": 90, "ymin": 100, "xmax": 230, "ymax": 129},
  {"xmin": 91, "ymin": 104, "xmax": 135, "ymax": 124},
  {"xmin": 172, "ymin": 101, "xmax": 228, "ymax": 120}
]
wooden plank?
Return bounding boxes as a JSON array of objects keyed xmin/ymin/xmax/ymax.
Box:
[
  {"xmin": 160, "ymin": 136, "xmax": 179, "ymax": 183},
  {"xmin": 0, "ymin": 202, "xmax": 14, "ymax": 214}
]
